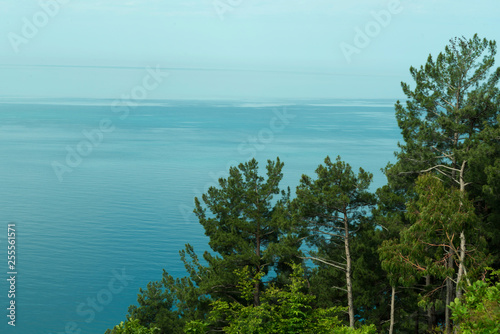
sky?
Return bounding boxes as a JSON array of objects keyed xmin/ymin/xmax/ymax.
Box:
[{"xmin": 0, "ymin": 0, "xmax": 499, "ymax": 101}]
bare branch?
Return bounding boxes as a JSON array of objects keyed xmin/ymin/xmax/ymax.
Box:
[
  {"xmin": 330, "ymin": 285, "xmax": 348, "ymax": 293},
  {"xmin": 299, "ymin": 256, "xmax": 347, "ymax": 272},
  {"xmin": 431, "ymin": 146, "xmax": 454, "ymax": 160},
  {"xmin": 420, "ymin": 164, "xmax": 460, "ymax": 173}
]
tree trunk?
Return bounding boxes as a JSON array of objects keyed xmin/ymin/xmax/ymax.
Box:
[
  {"xmin": 459, "ymin": 160, "xmax": 467, "ymax": 192},
  {"xmin": 454, "ymin": 231, "xmax": 467, "ymax": 334},
  {"xmin": 344, "ymin": 211, "xmax": 354, "ymax": 328},
  {"xmin": 389, "ymin": 286, "xmax": 395, "ymax": 334},
  {"xmin": 456, "ymin": 231, "xmax": 466, "ymax": 300},
  {"xmin": 253, "ymin": 273, "xmax": 260, "ymax": 306},
  {"xmin": 445, "ymin": 254, "xmax": 454, "ymax": 333},
  {"xmin": 456, "ymin": 162, "xmax": 467, "ymax": 305}
]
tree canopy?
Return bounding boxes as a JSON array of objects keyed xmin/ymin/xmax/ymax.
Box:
[{"xmin": 106, "ymin": 35, "xmax": 500, "ymax": 334}]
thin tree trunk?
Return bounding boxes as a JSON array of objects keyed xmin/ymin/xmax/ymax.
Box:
[
  {"xmin": 344, "ymin": 211, "xmax": 354, "ymax": 328},
  {"xmin": 454, "ymin": 231, "xmax": 467, "ymax": 334},
  {"xmin": 456, "ymin": 231, "xmax": 466, "ymax": 300},
  {"xmin": 389, "ymin": 286, "xmax": 395, "ymax": 334},
  {"xmin": 445, "ymin": 254, "xmax": 454, "ymax": 334},
  {"xmin": 447, "ymin": 161, "xmax": 468, "ymax": 332},
  {"xmin": 253, "ymin": 277, "xmax": 260, "ymax": 306},
  {"xmin": 456, "ymin": 162, "xmax": 467, "ymax": 302},
  {"xmin": 459, "ymin": 161, "xmax": 467, "ymax": 193}
]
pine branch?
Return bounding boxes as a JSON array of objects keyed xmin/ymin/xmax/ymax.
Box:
[{"xmin": 299, "ymin": 256, "xmax": 347, "ymax": 272}]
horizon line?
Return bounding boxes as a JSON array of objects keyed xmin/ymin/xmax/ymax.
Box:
[{"xmin": 0, "ymin": 63, "xmax": 403, "ymax": 78}]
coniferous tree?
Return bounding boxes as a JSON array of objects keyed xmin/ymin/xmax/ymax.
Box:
[
  {"xmin": 379, "ymin": 34, "xmax": 500, "ymax": 332},
  {"xmin": 125, "ymin": 245, "xmax": 211, "ymax": 333},
  {"xmin": 294, "ymin": 156, "xmax": 375, "ymax": 328},
  {"xmin": 123, "ymin": 158, "xmax": 301, "ymax": 333},
  {"xmin": 111, "ymin": 35, "xmax": 500, "ymax": 334},
  {"xmin": 194, "ymin": 158, "xmax": 301, "ymax": 310},
  {"xmin": 380, "ymin": 174, "xmax": 489, "ymax": 332}
]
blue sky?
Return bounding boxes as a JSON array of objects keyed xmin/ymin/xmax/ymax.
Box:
[{"xmin": 1, "ymin": 0, "xmax": 499, "ymax": 100}]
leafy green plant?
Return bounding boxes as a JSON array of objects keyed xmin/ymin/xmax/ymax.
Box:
[
  {"xmin": 450, "ymin": 269, "xmax": 500, "ymax": 333},
  {"xmin": 105, "ymin": 318, "xmax": 160, "ymax": 334},
  {"xmin": 185, "ymin": 263, "xmax": 377, "ymax": 334}
]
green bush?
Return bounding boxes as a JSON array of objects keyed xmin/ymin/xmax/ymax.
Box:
[
  {"xmin": 105, "ymin": 318, "xmax": 160, "ymax": 334},
  {"xmin": 450, "ymin": 270, "xmax": 500, "ymax": 334},
  {"xmin": 185, "ymin": 264, "xmax": 377, "ymax": 334}
]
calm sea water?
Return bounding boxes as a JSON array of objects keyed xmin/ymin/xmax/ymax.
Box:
[{"xmin": 0, "ymin": 99, "xmax": 400, "ymax": 333}]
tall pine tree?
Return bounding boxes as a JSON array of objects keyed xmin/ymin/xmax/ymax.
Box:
[
  {"xmin": 194, "ymin": 158, "xmax": 301, "ymax": 309},
  {"xmin": 294, "ymin": 156, "xmax": 375, "ymax": 328},
  {"xmin": 379, "ymin": 34, "xmax": 500, "ymax": 332}
]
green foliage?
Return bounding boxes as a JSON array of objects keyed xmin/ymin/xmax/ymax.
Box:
[
  {"xmin": 185, "ymin": 264, "xmax": 377, "ymax": 334},
  {"xmin": 390, "ymin": 33, "xmax": 500, "ymax": 266},
  {"xmin": 450, "ymin": 270, "xmax": 500, "ymax": 333},
  {"xmin": 294, "ymin": 154, "xmax": 375, "ymax": 277},
  {"xmin": 350, "ymin": 222, "xmax": 392, "ymax": 329},
  {"xmin": 295, "ymin": 156, "xmax": 375, "ymax": 226},
  {"xmin": 294, "ymin": 155, "xmax": 375, "ymax": 326},
  {"xmin": 126, "ymin": 158, "xmax": 303, "ymax": 333},
  {"xmin": 386, "ymin": 33, "xmax": 500, "ymax": 259},
  {"xmin": 118, "ymin": 34, "xmax": 500, "ymax": 334},
  {"xmin": 125, "ymin": 277, "xmax": 185, "ymax": 333},
  {"xmin": 394, "ymin": 34, "xmax": 499, "ymax": 175},
  {"xmin": 194, "ymin": 158, "xmax": 303, "ymax": 308},
  {"xmin": 380, "ymin": 175, "xmax": 487, "ymax": 303},
  {"xmin": 125, "ymin": 244, "xmax": 212, "ymax": 333},
  {"xmin": 404, "ymin": 175, "xmax": 481, "ymax": 279},
  {"xmin": 469, "ymin": 113, "xmax": 500, "ymax": 267},
  {"xmin": 377, "ymin": 34, "xmax": 500, "ymax": 332},
  {"xmin": 378, "ymin": 174, "xmax": 489, "ymax": 332},
  {"xmin": 105, "ymin": 318, "xmax": 160, "ymax": 334}
]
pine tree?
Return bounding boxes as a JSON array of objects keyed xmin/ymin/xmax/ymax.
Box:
[
  {"xmin": 294, "ymin": 156, "xmax": 375, "ymax": 328},
  {"xmin": 379, "ymin": 34, "xmax": 500, "ymax": 332},
  {"xmin": 194, "ymin": 158, "xmax": 301, "ymax": 310}
]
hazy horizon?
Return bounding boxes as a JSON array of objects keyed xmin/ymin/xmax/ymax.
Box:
[{"xmin": 1, "ymin": 0, "xmax": 499, "ymax": 100}]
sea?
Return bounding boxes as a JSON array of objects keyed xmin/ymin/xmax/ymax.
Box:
[{"xmin": 0, "ymin": 98, "xmax": 401, "ymax": 333}]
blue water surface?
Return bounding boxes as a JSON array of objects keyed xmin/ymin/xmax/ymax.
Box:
[{"xmin": 0, "ymin": 99, "xmax": 401, "ymax": 333}]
